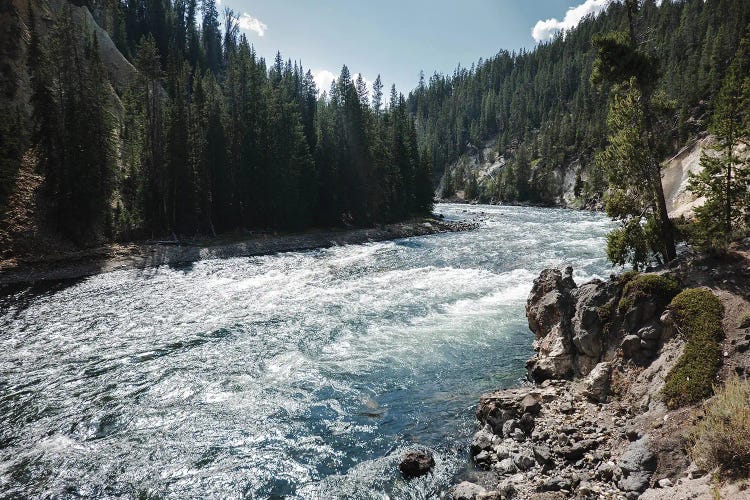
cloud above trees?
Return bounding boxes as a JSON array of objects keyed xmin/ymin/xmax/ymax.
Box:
[
  {"xmin": 239, "ymin": 13, "xmax": 267, "ymax": 37},
  {"xmin": 532, "ymin": 0, "xmax": 610, "ymax": 42}
]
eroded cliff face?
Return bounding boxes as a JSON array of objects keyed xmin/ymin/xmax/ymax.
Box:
[{"xmin": 439, "ymin": 133, "xmax": 717, "ymax": 218}]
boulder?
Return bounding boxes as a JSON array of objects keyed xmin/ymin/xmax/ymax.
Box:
[
  {"xmin": 541, "ymin": 475, "xmax": 572, "ymax": 492},
  {"xmin": 582, "ymin": 362, "xmax": 612, "ymax": 403},
  {"xmin": 520, "ymin": 394, "xmax": 542, "ymax": 415},
  {"xmin": 513, "ymin": 449, "xmax": 536, "ymax": 471},
  {"xmin": 493, "ymin": 443, "xmax": 512, "ymax": 460},
  {"xmin": 525, "ymin": 268, "xmax": 626, "ymax": 381},
  {"xmin": 533, "ymin": 445, "xmax": 553, "ymax": 466},
  {"xmin": 399, "ymin": 449, "xmax": 435, "ymax": 479},
  {"xmin": 471, "ymin": 427, "xmax": 495, "ymax": 454},
  {"xmin": 617, "ymin": 437, "xmax": 656, "ymax": 493},
  {"xmin": 618, "ymin": 471, "xmax": 652, "ymax": 493},
  {"xmin": 502, "ymin": 419, "xmax": 520, "ymax": 438},
  {"xmin": 621, "ymin": 334, "xmax": 641, "ymax": 358},
  {"xmin": 570, "ymin": 280, "xmax": 608, "ymax": 359},
  {"xmin": 494, "ymin": 457, "xmax": 518, "ymax": 474},
  {"xmin": 451, "ymin": 481, "xmax": 487, "ymax": 500},
  {"xmin": 618, "ymin": 438, "xmax": 656, "ymax": 474},
  {"xmin": 525, "ymin": 269, "xmax": 577, "ymax": 381},
  {"xmin": 519, "ymin": 412, "xmax": 535, "ymax": 434}
]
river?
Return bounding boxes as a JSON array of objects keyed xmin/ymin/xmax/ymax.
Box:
[{"xmin": 0, "ymin": 204, "xmax": 614, "ymax": 499}]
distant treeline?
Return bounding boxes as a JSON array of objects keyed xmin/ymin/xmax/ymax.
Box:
[{"xmin": 407, "ymin": 0, "xmax": 750, "ymax": 204}]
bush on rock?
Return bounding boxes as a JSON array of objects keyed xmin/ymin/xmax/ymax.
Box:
[{"xmin": 662, "ymin": 288, "xmax": 724, "ymax": 408}]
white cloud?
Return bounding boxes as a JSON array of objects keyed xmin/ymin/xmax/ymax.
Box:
[
  {"xmin": 532, "ymin": 0, "xmax": 611, "ymax": 42},
  {"xmin": 313, "ymin": 70, "xmax": 336, "ymax": 95},
  {"xmin": 238, "ymin": 13, "xmax": 267, "ymax": 37}
]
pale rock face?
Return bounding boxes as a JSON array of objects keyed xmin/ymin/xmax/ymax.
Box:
[{"xmin": 451, "ymin": 481, "xmax": 487, "ymax": 500}]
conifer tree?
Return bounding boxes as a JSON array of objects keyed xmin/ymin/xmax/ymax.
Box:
[{"xmin": 689, "ymin": 37, "xmax": 750, "ymax": 246}]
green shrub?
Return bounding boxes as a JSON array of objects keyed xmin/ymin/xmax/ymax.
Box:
[
  {"xmin": 739, "ymin": 312, "xmax": 750, "ymax": 329},
  {"xmin": 617, "ymin": 273, "xmax": 681, "ymax": 314},
  {"xmin": 663, "ymin": 288, "xmax": 725, "ymax": 409},
  {"xmin": 692, "ymin": 374, "xmax": 750, "ymax": 478}
]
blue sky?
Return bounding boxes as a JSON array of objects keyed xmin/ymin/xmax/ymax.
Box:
[{"xmin": 220, "ymin": 0, "xmax": 611, "ymax": 95}]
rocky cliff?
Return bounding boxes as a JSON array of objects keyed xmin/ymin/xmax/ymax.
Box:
[
  {"xmin": 452, "ymin": 242, "xmax": 750, "ymax": 499},
  {"xmin": 439, "ymin": 135, "xmax": 712, "ymax": 218}
]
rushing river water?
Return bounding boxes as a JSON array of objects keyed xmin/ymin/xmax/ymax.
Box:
[{"xmin": 0, "ymin": 204, "xmax": 615, "ymax": 499}]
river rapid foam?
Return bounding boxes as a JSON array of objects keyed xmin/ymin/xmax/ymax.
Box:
[{"xmin": 0, "ymin": 204, "xmax": 614, "ymax": 499}]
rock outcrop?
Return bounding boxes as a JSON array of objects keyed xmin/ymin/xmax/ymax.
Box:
[
  {"xmin": 525, "ymin": 268, "xmax": 678, "ymax": 383},
  {"xmin": 399, "ymin": 449, "xmax": 435, "ymax": 479},
  {"xmin": 453, "ymin": 267, "xmax": 701, "ymax": 499}
]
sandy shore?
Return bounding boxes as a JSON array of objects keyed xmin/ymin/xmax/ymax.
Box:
[{"xmin": 0, "ymin": 218, "xmax": 476, "ymax": 286}]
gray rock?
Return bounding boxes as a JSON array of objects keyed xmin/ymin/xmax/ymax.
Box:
[
  {"xmin": 451, "ymin": 481, "xmax": 487, "ymax": 500},
  {"xmin": 497, "ymin": 478, "xmax": 517, "ymax": 498},
  {"xmin": 473, "ymin": 450, "xmax": 491, "ymax": 466},
  {"xmin": 513, "ymin": 449, "xmax": 536, "ymax": 471},
  {"xmin": 618, "ymin": 438, "xmax": 656, "ymax": 474},
  {"xmin": 533, "ymin": 445, "xmax": 553, "ymax": 466},
  {"xmin": 582, "ymin": 361, "xmax": 612, "ymax": 403},
  {"xmin": 399, "ymin": 449, "xmax": 435, "ymax": 479},
  {"xmin": 520, "ymin": 394, "xmax": 542, "ymax": 415},
  {"xmin": 570, "ymin": 281, "xmax": 608, "ymax": 358},
  {"xmin": 502, "ymin": 419, "xmax": 520, "ymax": 438},
  {"xmin": 476, "ymin": 492, "xmax": 503, "ymax": 500},
  {"xmin": 493, "ymin": 443, "xmax": 512, "ymax": 460},
  {"xmin": 658, "ymin": 478, "xmax": 673, "ymax": 488},
  {"xmin": 595, "ymin": 461, "xmax": 618, "ymax": 481},
  {"xmin": 494, "ymin": 457, "xmax": 518, "ymax": 475},
  {"xmin": 618, "ymin": 471, "xmax": 652, "ymax": 493},
  {"xmin": 512, "ymin": 427, "xmax": 526, "ymax": 442},
  {"xmin": 519, "ymin": 412, "xmax": 535, "ymax": 434},
  {"xmin": 621, "ymin": 334, "xmax": 641, "ymax": 357},
  {"xmin": 471, "ymin": 427, "xmax": 495, "ymax": 454},
  {"xmin": 638, "ymin": 323, "xmax": 661, "ymax": 340},
  {"xmin": 525, "ymin": 269, "xmax": 576, "ymax": 381},
  {"xmin": 660, "ymin": 310, "xmax": 676, "ymax": 340},
  {"xmin": 542, "ymin": 475, "xmax": 571, "ymax": 491}
]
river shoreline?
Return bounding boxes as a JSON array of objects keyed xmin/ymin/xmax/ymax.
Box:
[
  {"xmin": 0, "ymin": 217, "xmax": 476, "ymax": 287},
  {"xmin": 453, "ymin": 244, "xmax": 750, "ymax": 499}
]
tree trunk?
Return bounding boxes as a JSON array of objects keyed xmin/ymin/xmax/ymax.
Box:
[{"xmin": 653, "ymin": 170, "xmax": 676, "ymax": 262}]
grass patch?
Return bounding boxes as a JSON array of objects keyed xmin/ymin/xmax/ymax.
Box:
[
  {"xmin": 663, "ymin": 288, "xmax": 725, "ymax": 409},
  {"xmin": 617, "ymin": 273, "xmax": 681, "ymax": 314},
  {"xmin": 739, "ymin": 312, "xmax": 750, "ymax": 329},
  {"xmin": 692, "ymin": 374, "xmax": 750, "ymax": 478}
]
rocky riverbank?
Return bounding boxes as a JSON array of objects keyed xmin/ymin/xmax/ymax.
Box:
[
  {"xmin": 0, "ymin": 217, "xmax": 477, "ymax": 286},
  {"xmin": 452, "ymin": 242, "xmax": 750, "ymax": 499}
]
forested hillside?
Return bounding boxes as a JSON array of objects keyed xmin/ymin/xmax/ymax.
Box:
[
  {"xmin": 0, "ymin": 0, "xmax": 432, "ymax": 255},
  {"xmin": 409, "ymin": 0, "xmax": 750, "ymax": 206}
]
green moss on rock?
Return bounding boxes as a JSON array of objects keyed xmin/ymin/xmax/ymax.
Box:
[
  {"xmin": 663, "ymin": 288, "xmax": 725, "ymax": 409},
  {"xmin": 617, "ymin": 273, "xmax": 681, "ymax": 314}
]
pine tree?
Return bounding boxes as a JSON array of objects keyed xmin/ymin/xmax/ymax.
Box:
[
  {"xmin": 591, "ymin": 0, "xmax": 676, "ymax": 267},
  {"xmin": 689, "ymin": 38, "xmax": 750, "ymax": 246},
  {"xmin": 372, "ymin": 74, "xmax": 383, "ymax": 117}
]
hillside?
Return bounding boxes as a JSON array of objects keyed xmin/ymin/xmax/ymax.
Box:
[
  {"xmin": 0, "ymin": 0, "xmax": 433, "ymax": 258},
  {"xmin": 409, "ymin": 0, "xmax": 750, "ymax": 208}
]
